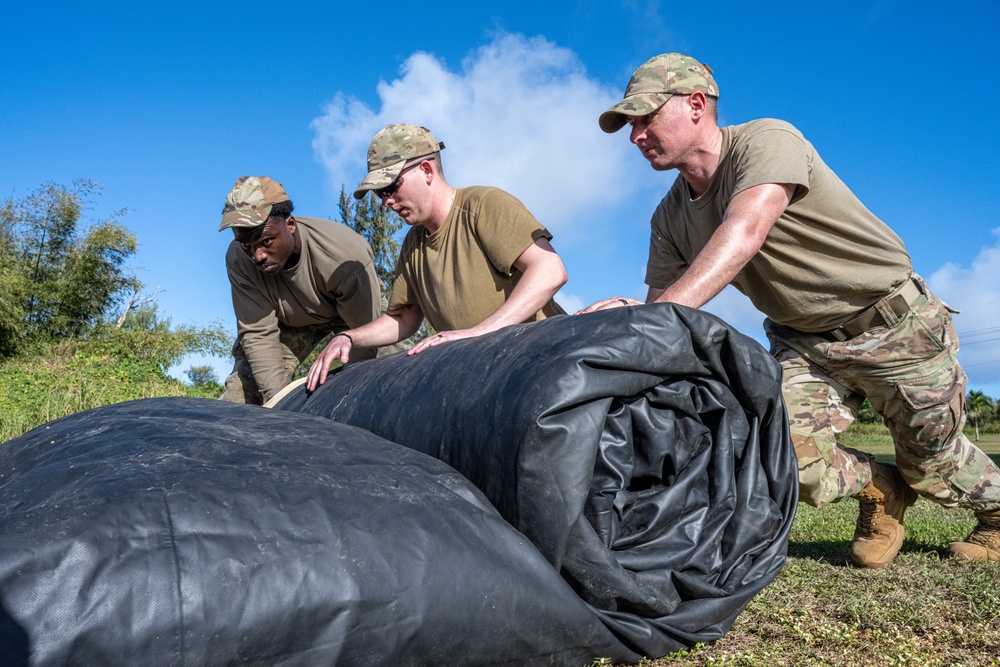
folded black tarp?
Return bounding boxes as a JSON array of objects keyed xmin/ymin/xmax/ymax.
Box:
[
  {"xmin": 275, "ymin": 303, "xmax": 799, "ymax": 657},
  {"xmin": 0, "ymin": 398, "xmax": 638, "ymax": 666}
]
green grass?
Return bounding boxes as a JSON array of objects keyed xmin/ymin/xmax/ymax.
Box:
[
  {"xmin": 841, "ymin": 424, "xmax": 1000, "ymax": 457},
  {"xmin": 627, "ymin": 426, "xmax": 1000, "ymax": 666},
  {"xmin": 638, "ymin": 501, "xmax": 1000, "ymax": 666},
  {"xmin": 0, "ymin": 345, "xmax": 220, "ymax": 443}
]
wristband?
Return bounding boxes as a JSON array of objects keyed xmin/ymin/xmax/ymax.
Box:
[{"xmin": 333, "ymin": 332, "xmax": 353, "ymax": 345}]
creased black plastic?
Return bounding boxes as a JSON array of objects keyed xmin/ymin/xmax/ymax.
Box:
[
  {"xmin": 0, "ymin": 398, "xmax": 637, "ymax": 666},
  {"xmin": 275, "ymin": 303, "xmax": 799, "ymax": 656}
]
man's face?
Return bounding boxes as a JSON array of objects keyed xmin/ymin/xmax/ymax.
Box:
[
  {"xmin": 627, "ymin": 97, "xmax": 694, "ymax": 171},
  {"xmin": 234, "ymin": 216, "xmax": 299, "ymax": 274},
  {"xmin": 378, "ymin": 161, "xmax": 430, "ymax": 227}
]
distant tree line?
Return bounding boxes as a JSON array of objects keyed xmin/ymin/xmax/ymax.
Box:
[{"xmin": 856, "ymin": 391, "xmax": 998, "ymax": 438}]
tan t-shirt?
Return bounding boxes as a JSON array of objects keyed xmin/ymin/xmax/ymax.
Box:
[
  {"xmin": 645, "ymin": 118, "xmax": 912, "ymax": 331},
  {"xmin": 388, "ymin": 186, "xmax": 565, "ymax": 331},
  {"xmin": 227, "ymin": 216, "xmax": 383, "ymax": 397}
]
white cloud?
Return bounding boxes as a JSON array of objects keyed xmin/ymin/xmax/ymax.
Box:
[
  {"xmin": 310, "ymin": 32, "xmax": 648, "ymax": 242},
  {"xmin": 928, "ymin": 229, "xmax": 1000, "ymax": 391}
]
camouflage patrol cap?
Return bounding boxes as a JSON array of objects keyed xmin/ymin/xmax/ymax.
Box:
[
  {"xmin": 599, "ymin": 53, "xmax": 719, "ymax": 133},
  {"xmin": 353, "ymin": 124, "xmax": 445, "ymax": 199},
  {"xmin": 219, "ymin": 176, "xmax": 290, "ymax": 231}
]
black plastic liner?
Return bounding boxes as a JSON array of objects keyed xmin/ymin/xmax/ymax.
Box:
[
  {"xmin": 275, "ymin": 304, "xmax": 798, "ymax": 657},
  {"xmin": 0, "ymin": 398, "xmax": 637, "ymax": 667}
]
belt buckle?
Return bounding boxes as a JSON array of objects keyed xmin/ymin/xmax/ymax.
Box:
[{"xmin": 829, "ymin": 328, "xmax": 849, "ymax": 342}]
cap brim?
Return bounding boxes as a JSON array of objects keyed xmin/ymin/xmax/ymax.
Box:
[
  {"xmin": 218, "ymin": 206, "xmax": 270, "ymax": 232},
  {"xmin": 598, "ymin": 92, "xmax": 674, "ymax": 133},
  {"xmin": 353, "ymin": 161, "xmax": 406, "ymax": 200}
]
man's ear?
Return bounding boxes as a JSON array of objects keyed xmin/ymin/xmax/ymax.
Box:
[
  {"xmin": 688, "ymin": 91, "xmax": 708, "ymax": 119},
  {"xmin": 418, "ymin": 160, "xmax": 434, "ymax": 185}
]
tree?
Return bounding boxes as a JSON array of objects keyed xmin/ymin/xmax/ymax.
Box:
[
  {"xmin": 0, "ymin": 180, "xmax": 139, "ymax": 354},
  {"xmin": 1, "ymin": 180, "xmax": 231, "ymax": 388},
  {"xmin": 0, "ymin": 268, "xmax": 23, "ymax": 358},
  {"xmin": 186, "ymin": 364, "xmax": 220, "ymax": 388},
  {"xmin": 338, "ymin": 188, "xmax": 403, "ymax": 295},
  {"xmin": 856, "ymin": 399, "xmax": 881, "ymax": 424},
  {"xmin": 967, "ymin": 390, "xmax": 996, "ymax": 442}
]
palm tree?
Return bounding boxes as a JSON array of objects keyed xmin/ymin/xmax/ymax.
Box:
[{"xmin": 967, "ymin": 390, "xmax": 996, "ymax": 441}]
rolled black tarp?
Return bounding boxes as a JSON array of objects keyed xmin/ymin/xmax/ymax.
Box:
[
  {"xmin": 0, "ymin": 398, "xmax": 638, "ymax": 666},
  {"xmin": 275, "ymin": 303, "xmax": 799, "ymax": 657}
]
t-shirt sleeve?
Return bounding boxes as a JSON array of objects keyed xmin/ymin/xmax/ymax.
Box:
[
  {"xmin": 644, "ymin": 200, "xmax": 688, "ymax": 289},
  {"xmin": 472, "ymin": 189, "xmax": 552, "ymax": 274},
  {"xmin": 729, "ymin": 124, "xmax": 811, "ymax": 199},
  {"xmin": 387, "ymin": 235, "xmax": 415, "ymax": 317}
]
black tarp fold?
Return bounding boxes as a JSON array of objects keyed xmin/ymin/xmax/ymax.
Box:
[{"xmin": 275, "ymin": 303, "xmax": 798, "ymax": 656}]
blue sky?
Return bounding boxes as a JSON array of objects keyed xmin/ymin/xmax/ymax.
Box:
[{"xmin": 3, "ymin": 1, "xmax": 1000, "ymax": 397}]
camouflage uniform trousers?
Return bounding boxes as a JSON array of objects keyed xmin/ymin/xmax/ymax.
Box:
[
  {"xmin": 765, "ymin": 275, "xmax": 1000, "ymax": 512},
  {"xmin": 219, "ymin": 322, "xmax": 378, "ymax": 406}
]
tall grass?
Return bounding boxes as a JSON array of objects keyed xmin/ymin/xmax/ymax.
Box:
[{"xmin": 0, "ymin": 345, "xmax": 219, "ymax": 442}]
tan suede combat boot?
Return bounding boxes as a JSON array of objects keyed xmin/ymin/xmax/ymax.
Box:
[
  {"xmin": 851, "ymin": 462, "xmax": 918, "ymax": 568},
  {"xmin": 946, "ymin": 509, "xmax": 1000, "ymax": 561}
]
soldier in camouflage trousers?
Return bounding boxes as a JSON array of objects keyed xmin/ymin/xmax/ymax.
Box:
[
  {"xmin": 767, "ymin": 275, "xmax": 1000, "ymax": 564},
  {"xmin": 582, "ymin": 51, "xmax": 1000, "ymax": 566}
]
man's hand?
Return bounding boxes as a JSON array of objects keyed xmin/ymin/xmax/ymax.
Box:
[
  {"xmin": 407, "ymin": 329, "xmax": 475, "ymax": 356},
  {"xmin": 305, "ymin": 308, "xmax": 426, "ymax": 391},
  {"xmin": 574, "ymin": 296, "xmax": 642, "ymax": 315},
  {"xmin": 306, "ymin": 334, "xmax": 353, "ymax": 392}
]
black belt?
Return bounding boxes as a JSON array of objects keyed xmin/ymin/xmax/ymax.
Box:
[{"xmin": 815, "ymin": 277, "xmax": 922, "ymax": 342}]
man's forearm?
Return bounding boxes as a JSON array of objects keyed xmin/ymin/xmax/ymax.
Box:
[
  {"xmin": 649, "ymin": 182, "xmax": 793, "ymax": 308},
  {"xmin": 244, "ymin": 347, "xmax": 289, "ymax": 404},
  {"xmin": 346, "ymin": 309, "xmax": 423, "ymax": 348}
]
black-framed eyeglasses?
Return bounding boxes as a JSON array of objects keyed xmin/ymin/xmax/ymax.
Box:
[{"xmin": 373, "ymin": 161, "xmax": 424, "ymax": 199}]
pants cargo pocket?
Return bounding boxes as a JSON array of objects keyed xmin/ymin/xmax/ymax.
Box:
[{"xmin": 890, "ymin": 352, "xmax": 966, "ymax": 469}]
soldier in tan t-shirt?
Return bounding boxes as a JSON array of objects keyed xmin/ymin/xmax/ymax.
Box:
[
  {"xmin": 306, "ymin": 124, "xmax": 567, "ymax": 391},
  {"xmin": 581, "ymin": 52, "xmax": 1000, "ymax": 566}
]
